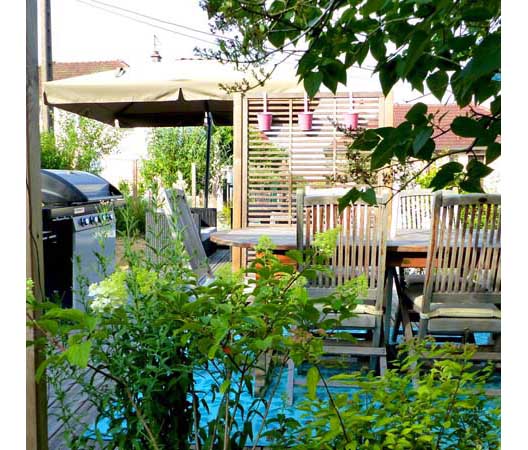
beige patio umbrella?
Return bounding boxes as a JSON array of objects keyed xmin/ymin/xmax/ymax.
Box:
[
  {"xmin": 43, "ymin": 59, "xmax": 303, "ymax": 206},
  {"xmin": 43, "ymin": 59, "xmax": 303, "ymax": 127}
]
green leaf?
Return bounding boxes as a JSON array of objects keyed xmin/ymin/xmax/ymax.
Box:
[
  {"xmin": 35, "ymin": 358, "xmax": 53, "ymax": 383},
  {"xmin": 268, "ymin": 30, "xmax": 285, "ymax": 47},
  {"xmin": 269, "ymin": 0, "xmax": 286, "ymax": 15},
  {"xmin": 427, "ymin": 71, "xmax": 449, "ymax": 101},
  {"xmin": 486, "ymin": 142, "xmax": 501, "ymax": 164},
  {"xmin": 449, "ymin": 35, "xmax": 476, "ymax": 53},
  {"xmin": 415, "ymin": 138, "xmax": 435, "ymax": 160},
  {"xmin": 42, "ymin": 308, "xmax": 89, "ymax": 326},
  {"xmin": 208, "ymin": 343, "xmax": 219, "ymax": 359},
  {"xmin": 403, "ymin": 30, "xmax": 429, "ymax": 77},
  {"xmin": 462, "ymin": 7, "xmax": 494, "ymax": 21},
  {"xmin": 285, "ymin": 249, "xmax": 304, "ymax": 264},
  {"xmin": 362, "ymin": 0, "xmax": 386, "ymax": 15},
  {"xmin": 303, "ymin": 71, "xmax": 323, "ymax": 98},
  {"xmin": 451, "ymin": 116, "xmax": 484, "ymax": 138},
  {"xmin": 306, "ymin": 366, "xmax": 319, "ymax": 400},
  {"xmin": 393, "ymin": 144, "xmax": 409, "ymax": 164},
  {"xmin": 219, "ymin": 379, "xmax": 231, "ymax": 394},
  {"xmin": 460, "ymin": 178, "xmax": 484, "ymax": 193},
  {"xmin": 370, "ymin": 31, "xmax": 386, "ymax": 61},
  {"xmin": 379, "ymin": 60, "xmax": 398, "ymax": 96},
  {"xmin": 371, "ymin": 140, "xmax": 393, "ymax": 169},
  {"xmin": 490, "ymin": 96, "xmax": 501, "ymax": 116},
  {"xmin": 37, "ymin": 319, "xmax": 59, "ymax": 335},
  {"xmin": 356, "ymin": 41, "xmax": 370, "ymax": 66},
  {"xmin": 321, "ymin": 60, "xmax": 347, "ymax": 93},
  {"xmin": 467, "ymin": 159, "xmax": 493, "ymax": 178},
  {"xmin": 351, "ymin": 130, "xmax": 380, "ymax": 150},
  {"xmin": 405, "ymin": 103, "xmax": 427, "ymax": 124},
  {"xmin": 459, "ymin": 33, "xmax": 500, "ymax": 84},
  {"xmin": 361, "ymin": 188, "xmax": 377, "ymax": 205},
  {"xmin": 412, "ymin": 127, "xmax": 433, "ymax": 154},
  {"xmin": 65, "ymin": 341, "xmax": 91, "ymax": 368},
  {"xmin": 338, "ymin": 188, "xmax": 361, "ymax": 212},
  {"xmin": 429, "ymin": 162, "xmax": 463, "ymax": 190}
]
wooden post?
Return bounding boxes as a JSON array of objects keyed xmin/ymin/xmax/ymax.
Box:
[
  {"xmin": 378, "ymin": 91, "xmax": 395, "ymax": 231},
  {"xmin": 132, "ymin": 159, "xmax": 138, "ymax": 197},
  {"xmin": 27, "ymin": 0, "xmax": 49, "ymax": 448},
  {"xmin": 231, "ymin": 93, "xmax": 244, "ymax": 269},
  {"xmin": 191, "ymin": 162, "xmax": 197, "ymax": 207},
  {"xmin": 39, "ymin": 0, "xmax": 53, "ymax": 131}
]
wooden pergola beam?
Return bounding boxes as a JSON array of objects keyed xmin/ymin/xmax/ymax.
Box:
[{"xmin": 27, "ymin": 0, "xmax": 49, "ymax": 448}]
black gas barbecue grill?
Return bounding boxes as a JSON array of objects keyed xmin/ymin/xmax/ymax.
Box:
[{"xmin": 41, "ymin": 169, "xmax": 124, "ymax": 310}]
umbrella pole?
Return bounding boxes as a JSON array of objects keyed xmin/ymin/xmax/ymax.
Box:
[{"xmin": 204, "ymin": 112, "xmax": 212, "ymax": 209}]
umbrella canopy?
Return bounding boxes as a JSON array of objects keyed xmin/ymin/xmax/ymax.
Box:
[{"xmin": 43, "ymin": 60, "xmax": 303, "ymax": 127}]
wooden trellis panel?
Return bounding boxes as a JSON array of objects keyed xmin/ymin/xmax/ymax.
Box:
[{"xmin": 245, "ymin": 92, "xmax": 384, "ymax": 227}]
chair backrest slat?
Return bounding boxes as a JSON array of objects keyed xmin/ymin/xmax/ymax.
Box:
[
  {"xmin": 396, "ymin": 190, "xmax": 433, "ymax": 231},
  {"xmin": 297, "ymin": 188, "xmax": 389, "ymax": 309},
  {"xmin": 423, "ymin": 192, "xmax": 501, "ymax": 313},
  {"xmin": 146, "ymin": 188, "xmax": 212, "ymax": 281}
]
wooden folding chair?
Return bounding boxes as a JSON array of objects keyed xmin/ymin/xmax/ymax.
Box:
[
  {"xmin": 287, "ymin": 188, "xmax": 389, "ymax": 401},
  {"xmin": 395, "ymin": 189, "xmax": 433, "ymax": 233},
  {"xmin": 400, "ymin": 192, "xmax": 501, "ymax": 360},
  {"xmin": 145, "ymin": 188, "xmax": 213, "ymax": 284},
  {"xmin": 391, "ymin": 190, "xmax": 434, "ymax": 339}
]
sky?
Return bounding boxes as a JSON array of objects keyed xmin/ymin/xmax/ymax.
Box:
[
  {"xmin": 45, "ymin": 0, "xmax": 436, "ymax": 104},
  {"xmin": 48, "ymin": 0, "xmax": 212, "ymax": 65}
]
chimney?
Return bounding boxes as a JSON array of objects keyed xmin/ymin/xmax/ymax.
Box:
[{"xmin": 151, "ymin": 50, "xmax": 162, "ymax": 63}]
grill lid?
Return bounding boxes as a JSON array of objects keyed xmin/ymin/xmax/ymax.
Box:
[{"xmin": 41, "ymin": 169, "xmax": 123, "ymax": 206}]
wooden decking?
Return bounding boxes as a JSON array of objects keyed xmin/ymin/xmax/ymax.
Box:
[{"xmin": 48, "ymin": 248, "xmax": 231, "ymax": 450}]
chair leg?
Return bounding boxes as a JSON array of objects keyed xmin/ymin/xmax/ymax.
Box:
[
  {"xmin": 400, "ymin": 301, "xmax": 415, "ymax": 342},
  {"xmin": 370, "ymin": 315, "xmax": 383, "ymax": 372},
  {"xmin": 286, "ymin": 358, "xmax": 294, "ymax": 406},
  {"xmin": 392, "ymin": 308, "xmax": 402, "ymax": 343},
  {"xmin": 493, "ymin": 334, "xmax": 501, "ymax": 351},
  {"xmin": 379, "ymin": 355, "xmax": 387, "ymax": 376},
  {"xmin": 384, "ymin": 268, "xmax": 395, "ymax": 345},
  {"xmin": 417, "ymin": 318, "xmax": 428, "ymax": 340}
]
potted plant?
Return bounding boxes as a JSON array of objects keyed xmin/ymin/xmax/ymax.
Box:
[
  {"xmin": 257, "ymin": 92, "xmax": 273, "ymax": 131},
  {"xmin": 298, "ymin": 92, "xmax": 313, "ymax": 131},
  {"xmin": 344, "ymin": 92, "xmax": 359, "ymax": 130}
]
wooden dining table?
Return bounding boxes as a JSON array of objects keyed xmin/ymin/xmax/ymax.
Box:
[
  {"xmin": 211, "ymin": 226, "xmax": 431, "ymax": 344},
  {"xmin": 211, "ymin": 226, "xmax": 431, "ymax": 268}
]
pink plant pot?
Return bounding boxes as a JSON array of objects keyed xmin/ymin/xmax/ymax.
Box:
[
  {"xmin": 257, "ymin": 112, "xmax": 273, "ymax": 131},
  {"xmin": 298, "ymin": 112, "xmax": 313, "ymax": 131},
  {"xmin": 344, "ymin": 112, "xmax": 359, "ymax": 130}
]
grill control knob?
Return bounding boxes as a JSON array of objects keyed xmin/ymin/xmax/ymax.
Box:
[
  {"xmin": 89, "ymin": 216, "xmax": 95, "ymax": 224},
  {"xmin": 78, "ymin": 218, "xmax": 84, "ymax": 226}
]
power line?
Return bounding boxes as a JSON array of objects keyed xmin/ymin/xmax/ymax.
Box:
[
  {"xmin": 85, "ymin": 0, "xmax": 234, "ymax": 42},
  {"xmin": 74, "ymin": 0, "xmax": 375, "ymax": 73},
  {"xmin": 75, "ymin": 0, "xmax": 220, "ymax": 46}
]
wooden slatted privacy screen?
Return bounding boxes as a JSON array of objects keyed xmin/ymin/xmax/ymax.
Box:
[{"xmin": 246, "ymin": 92, "xmax": 385, "ymax": 227}]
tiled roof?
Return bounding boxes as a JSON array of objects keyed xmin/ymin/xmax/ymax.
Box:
[
  {"xmin": 50, "ymin": 60, "xmax": 128, "ymax": 80},
  {"xmin": 393, "ymin": 103, "xmax": 491, "ymax": 149},
  {"xmin": 39, "ymin": 60, "xmax": 128, "ymax": 96}
]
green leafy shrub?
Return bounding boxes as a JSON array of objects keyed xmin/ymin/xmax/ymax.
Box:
[
  {"xmin": 141, "ymin": 126, "xmax": 232, "ymax": 194},
  {"xmin": 273, "ymin": 339, "xmax": 500, "ymax": 449},
  {"xmin": 40, "ymin": 112, "xmax": 122, "ymax": 174},
  {"xmin": 27, "ymin": 222, "xmax": 500, "ymax": 449},
  {"xmin": 114, "ymin": 181, "xmax": 147, "ymax": 237}
]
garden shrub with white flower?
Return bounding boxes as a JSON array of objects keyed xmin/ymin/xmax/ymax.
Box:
[{"xmin": 27, "ymin": 205, "xmax": 500, "ymax": 450}]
